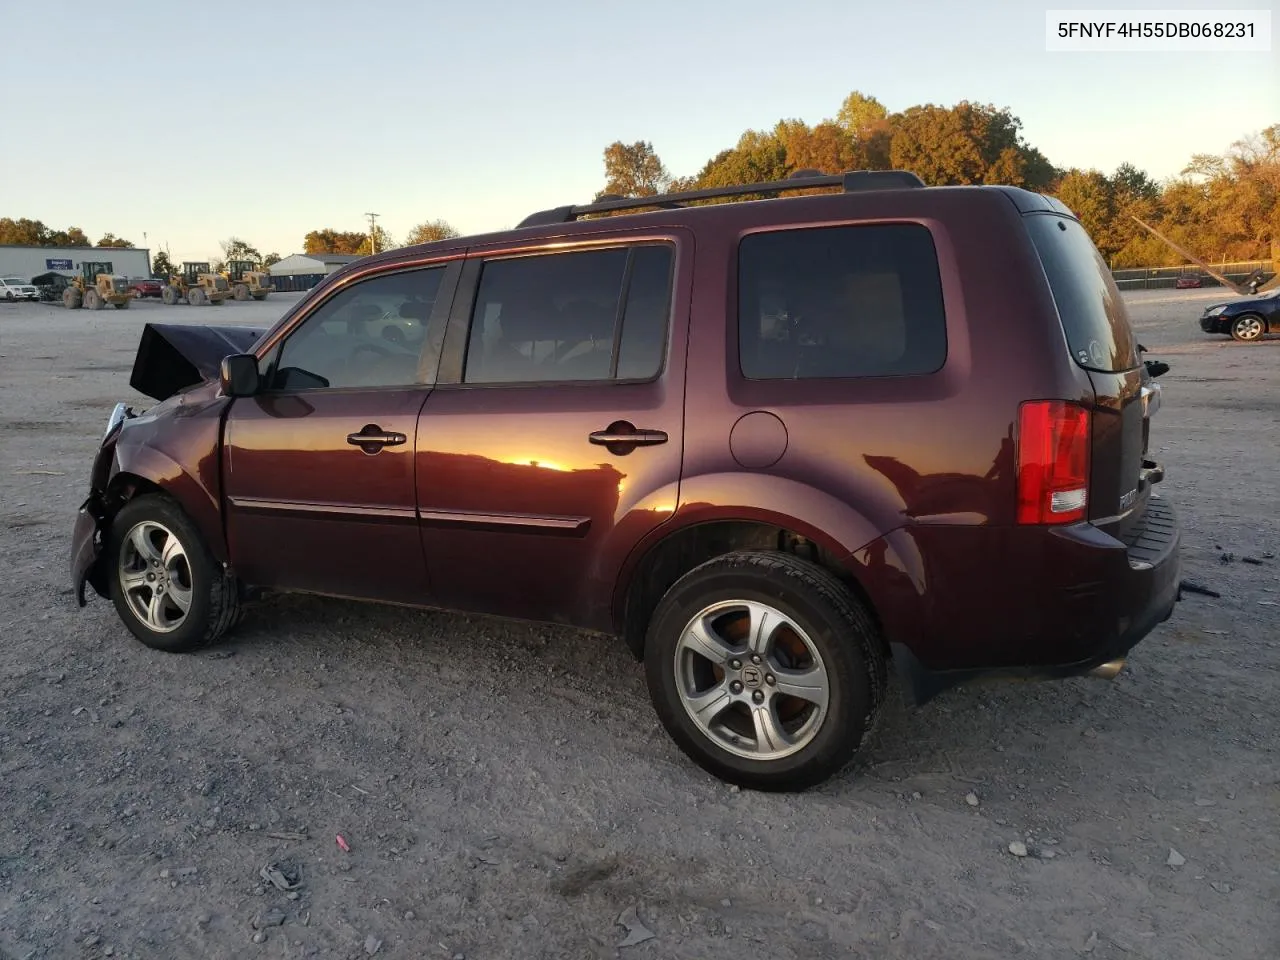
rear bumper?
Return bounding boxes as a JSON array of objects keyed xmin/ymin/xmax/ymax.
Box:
[{"xmin": 889, "ymin": 496, "xmax": 1182, "ymax": 704}]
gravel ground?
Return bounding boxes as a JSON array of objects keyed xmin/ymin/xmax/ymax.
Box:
[{"xmin": 0, "ymin": 289, "xmax": 1276, "ymax": 960}]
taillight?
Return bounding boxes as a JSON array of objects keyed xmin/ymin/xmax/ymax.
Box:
[{"xmin": 1016, "ymin": 400, "xmax": 1090, "ymax": 524}]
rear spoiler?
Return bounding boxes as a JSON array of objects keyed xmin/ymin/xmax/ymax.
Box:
[{"xmin": 130, "ymin": 322, "xmax": 267, "ymax": 402}]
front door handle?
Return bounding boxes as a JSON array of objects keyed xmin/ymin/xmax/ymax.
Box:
[
  {"xmin": 588, "ymin": 421, "xmax": 668, "ymax": 454},
  {"xmin": 347, "ymin": 424, "xmax": 407, "ymax": 454}
]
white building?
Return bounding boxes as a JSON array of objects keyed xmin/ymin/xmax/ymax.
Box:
[
  {"xmin": 266, "ymin": 253, "xmax": 365, "ymax": 292},
  {"xmin": 0, "ymin": 245, "xmax": 152, "ymax": 282}
]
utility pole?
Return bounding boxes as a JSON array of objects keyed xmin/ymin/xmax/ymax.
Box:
[{"xmin": 365, "ymin": 212, "xmax": 380, "ymax": 254}]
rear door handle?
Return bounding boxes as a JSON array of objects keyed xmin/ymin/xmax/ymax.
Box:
[
  {"xmin": 588, "ymin": 421, "xmax": 668, "ymax": 453},
  {"xmin": 347, "ymin": 424, "xmax": 407, "ymax": 453}
]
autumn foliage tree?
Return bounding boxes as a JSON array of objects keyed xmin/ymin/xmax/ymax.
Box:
[
  {"xmin": 0, "ymin": 219, "xmax": 93, "ymax": 246},
  {"xmin": 595, "ymin": 93, "xmax": 1277, "ymax": 269},
  {"xmin": 596, "ymin": 141, "xmax": 670, "ymax": 198},
  {"xmin": 303, "ymin": 229, "xmax": 369, "ymax": 255},
  {"xmin": 405, "ymin": 220, "xmax": 460, "ymax": 245}
]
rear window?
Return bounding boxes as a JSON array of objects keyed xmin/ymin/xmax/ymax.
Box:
[
  {"xmin": 738, "ymin": 223, "xmax": 947, "ymax": 380},
  {"xmin": 1026, "ymin": 214, "xmax": 1138, "ymax": 373}
]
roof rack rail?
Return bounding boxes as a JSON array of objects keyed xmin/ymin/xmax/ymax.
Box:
[{"xmin": 517, "ymin": 168, "xmax": 926, "ymax": 228}]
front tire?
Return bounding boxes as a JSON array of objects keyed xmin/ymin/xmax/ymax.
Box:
[
  {"xmin": 233, "ymin": 283, "xmax": 250, "ymax": 301},
  {"xmin": 1230, "ymin": 313, "xmax": 1265, "ymax": 342},
  {"xmin": 106, "ymin": 495, "xmax": 242, "ymax": 653},
  {"xmin": 644, "ymin": 551, "xmax": 887, "ymax": 791}
]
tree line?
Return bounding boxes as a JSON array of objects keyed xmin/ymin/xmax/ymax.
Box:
[
  {"xmin": 0, "ymin": 218, "xmax": 136, "ymax": 249},
  {"xmin": 302, "ymin": 219, "xmax": 460, "ymax": 256},
  {"xmin": 594, "ymin": 93, "xmax": 1278, "ymax": 268}
]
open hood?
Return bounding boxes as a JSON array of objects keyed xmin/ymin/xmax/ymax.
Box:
[{"xmin": 130, "ymin": 322, "xmax": 267, "ymax": 402}]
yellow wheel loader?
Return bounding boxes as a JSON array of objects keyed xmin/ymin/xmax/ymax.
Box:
[
  {"xmin": 161, "ymin": 262, "xmax": 231, "ymax": 306},
  {"xmin": 62, "ymin": 261, "xmax": 133, "ymax": 310},
  {"xmin": 225, "ymin": 260, "xmax": 274, "ymax": 301}
]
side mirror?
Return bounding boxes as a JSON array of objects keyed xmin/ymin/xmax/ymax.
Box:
[{"xmin": 220, "ymin": 354, "xmax": 260, "ymax": 397}]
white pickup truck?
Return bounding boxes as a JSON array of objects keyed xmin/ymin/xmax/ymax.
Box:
[{"xmin": 0, "ymin": 277, "xmax": 39, "ymax": 301}]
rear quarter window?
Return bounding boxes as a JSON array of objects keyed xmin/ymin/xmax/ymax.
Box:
[
  {"xmin": 738, "ymin": 223, "xmax": 947, "ymax": 380},
  {"xmin": 1025, "ymin": 214, "xmax": 1138, "ymax": 373}
]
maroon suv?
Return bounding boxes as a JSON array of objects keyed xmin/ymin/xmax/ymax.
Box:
[{"xmin": 70, "ymin": 170, "xmax": 1180, "ymax": 790}]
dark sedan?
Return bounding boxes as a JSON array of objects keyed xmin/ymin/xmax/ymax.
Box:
[{"xmin": 1199, "ymin": 290, "xmax": 1279, "ymax": 342}]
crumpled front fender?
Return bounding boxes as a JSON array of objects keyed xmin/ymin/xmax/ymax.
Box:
[{"xmin": 70, "ymin": 495, "xmax": 108, "ymax": 606}]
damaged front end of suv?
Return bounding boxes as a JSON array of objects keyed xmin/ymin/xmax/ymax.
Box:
[{"xmin": 69, "ymin": 322, "xmax": 267, "ymax": 606}]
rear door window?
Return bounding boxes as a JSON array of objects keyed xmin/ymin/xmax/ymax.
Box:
[
  {"xmin": 1025, "ymin": 214, "xmax": 1138, "ymax": 373},
  {"xmin": 463, "ymin": 243, "xmax": 673, "ymax": 384},
  {"xmin": 738, "ymin": 223, "xmax": 947, "ymax": 379}
]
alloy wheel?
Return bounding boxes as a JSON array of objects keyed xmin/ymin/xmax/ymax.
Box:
[
  {"xmin": 117, "ymin": 521, "xmax": 194, "ymax": 633},
  {"xmin": 674, "ymin": 599, "xmax": 830, "ymax": 761}
]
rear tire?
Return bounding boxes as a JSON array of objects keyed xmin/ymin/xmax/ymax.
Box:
[
  {"xmin": 63, "ymin": 288, "xmax": 83, "ymax": 309},
  {"xmin": 161, "ymin": 286, "xmax": 178, "ymax": 305},
  {"xmin": 644, "ymin": 550, "xmax": 887, "ymax": 791},
  {"xmin": 106, "ymin": 495, "xmax": 242, "ymax": 653},
  {"xmin": 1230, "ymin": 313, "xmax": 1265, "ymax": 342}
]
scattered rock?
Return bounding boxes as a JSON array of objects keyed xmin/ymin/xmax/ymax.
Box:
[
  {"xmin": 1211, "ymin": 881, "xmax": 1232, "ymax": 894},
  {"xmin": 617, "ymin": 905, "xmax": 656, "ymax": 947},
  {"xmin": 720, "ymin": 899, "xmax": 731, "ymax": 908},
  {"xmin": 364, "ymin": 934, "xmax": 382, "ymax": 955},
  {"xmin": 1166, "ymin": 847, "xmax": 1186, "ymax": 867},
  {"xmin": 72, "ymin": 706, "xmax": 85, "ymax": 716},
  {"xmin": 1008, "ymin": 841, "xmax": 1028, "ymax": 858},
  {"xmin": 1194, "ymin": 798, "xmax": 1216, "ymax": 807},
  {"xmin": 965, "ymin": 792, "xmax": 980, "ymax": 807},
  {"xmin": 84, "ymin": 935, "xmax": 100, "ymax": 947},
  {"xmin": 252, "ymin": 931, "xmax": 267, "ymax": 944},
  {"xmin": 403, "ymin": 910, "xmax": 415, "ymax": 921},
  {"xmin": 1037, "ymin": 849, "xmax": 1057, "ymax": 860},
  {"xmin": 287, "ymin": 892, "xmax": 300, "ymax": 901},
  {"xmin": 728, "ymin": 785, "xmax": 740, "ymax": 794},
  {"xmin": 196, "ymin": 914, "xmax": 211, "ymax": 926},
  {"xmin": 1082, "ymin": 728, "xmax": 1097, "ymax": 739},
  {"xmin": 911, "ymin": 791, "xmax": 922, "ymax": 801},
  {"xmin": 1082, "ymin": 930, "xmax": 1099, "ymax": 953},
  {"xmin": 254, "ymin": 908, "xmax": 286, "ymax": 929}
]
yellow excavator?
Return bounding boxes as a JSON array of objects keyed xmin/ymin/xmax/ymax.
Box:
[
  {"xmin": 224, "ymin": 260, "xmax": 273, "ymax": 301},
  {"xmin": 62, "ymin": 261, "xmax": 133, "ymax": 310},
  {"xmin": 162, "ymin": 262, "xmax": 231, "ymax": 306}
]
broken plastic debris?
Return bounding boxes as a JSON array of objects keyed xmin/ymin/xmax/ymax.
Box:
[
  {"xmin": 260, "ymin": 864, "xmax": 300, "ymax": 892},
  {"xmin": 617, "ymin": 906, "xmax": 655, "ymax": 947},
  {"xmin": 336, "ymin": 835, "xmax": 350, "ymax": 852}
]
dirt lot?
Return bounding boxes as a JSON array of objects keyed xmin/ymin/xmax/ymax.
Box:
[{"xmin": 0, "ymin": 288, "xmax": 1276, "ymax": 960}]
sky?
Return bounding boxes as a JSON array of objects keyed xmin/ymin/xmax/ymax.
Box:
[{"xmin": 0, "ymin": 0, "xmax": 1275, "ymax": 264}]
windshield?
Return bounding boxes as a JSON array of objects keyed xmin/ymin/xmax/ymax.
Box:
[
  {"xmin": 1025, "ymin": 213, "xmax": 1139, "ymax": 374},
  {"xmin": 2, "ymin": 278, "xmax": 25, "ymax": 285}
]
